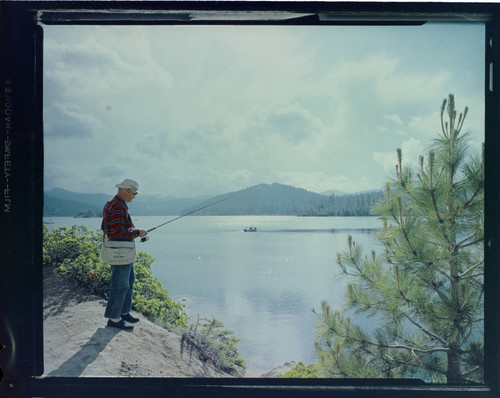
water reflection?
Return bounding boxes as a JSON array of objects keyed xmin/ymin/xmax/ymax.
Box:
[
  {"xmin": 265, "ymin": 228, "xmax": 377, "ymax": 234},
  {"xmin": 44, "ymin": 215, "xmax": 382, "ymax": 372}
]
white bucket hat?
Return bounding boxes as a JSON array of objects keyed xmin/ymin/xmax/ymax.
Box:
[{"xmin": 116, "ymin": 179, "xmax": 139, "ymax": 194}]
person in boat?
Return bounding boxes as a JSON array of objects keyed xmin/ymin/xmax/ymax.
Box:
[{"xmin": 101, "ymin": 179, "xmax": 148, "ymax": 330}]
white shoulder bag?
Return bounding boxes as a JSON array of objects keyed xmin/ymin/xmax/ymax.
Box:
[{"xmin": 100, "ymin": 236, "xmax": 136, "ymax": 265}]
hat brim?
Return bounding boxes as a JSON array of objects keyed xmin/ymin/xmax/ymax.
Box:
[{"xmin": 116, "ymin": 184, "xmax": 139, "ymax": 194}]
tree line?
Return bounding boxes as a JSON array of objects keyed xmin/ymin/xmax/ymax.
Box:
[{"xmin": 301, "ymin": 191, "xmax": 384, "ymax": 217}]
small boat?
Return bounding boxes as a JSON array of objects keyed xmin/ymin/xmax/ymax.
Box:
[{"xmin": 244, "ymin": 227, "xmax": 257, "ymax": 232}]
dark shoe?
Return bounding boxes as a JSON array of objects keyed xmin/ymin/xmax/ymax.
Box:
[
  {"xmin": 121, "ymin": 313, "xmax": 139, "ymax": 323},
  {"xmin": 107, "ymin": 319, "xmax": 134, "ymax": 330}
]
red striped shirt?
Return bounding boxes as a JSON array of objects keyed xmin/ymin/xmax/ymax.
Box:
[{"xmin": 101, "ymin": 195, "xmax": 139, "ymax": 241}]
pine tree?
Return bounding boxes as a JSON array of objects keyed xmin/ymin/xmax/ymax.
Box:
[{"xmin": 314, "ymin": 95, "xmax": 484, "ymax": 384}]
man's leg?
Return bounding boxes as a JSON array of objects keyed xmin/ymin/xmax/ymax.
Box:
[
  {"xmin": 120, "ymin": 263, "xmax": 139, "ymax": 323},
  {"xmin": 105, "ymin": 263, "xmax": 132, "ymax": 321}
]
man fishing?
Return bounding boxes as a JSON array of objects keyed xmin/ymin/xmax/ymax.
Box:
[{"xmin": 101, "ymin": 179, "xmax": 148, "ymax": 330}]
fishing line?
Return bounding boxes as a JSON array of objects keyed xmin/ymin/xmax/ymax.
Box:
[{"xmin": 139, "ymin": 185, "xmax": 262, "ymax": 242}]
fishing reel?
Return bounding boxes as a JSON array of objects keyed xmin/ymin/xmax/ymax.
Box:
[{"xmin": 140, "ymin": 236, "xmax": 149, "ymax": 243}]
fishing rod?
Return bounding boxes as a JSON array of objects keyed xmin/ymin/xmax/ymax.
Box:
[{"xmin": 139, "ymin": 186, "xmax": 261, "ymax": 242}]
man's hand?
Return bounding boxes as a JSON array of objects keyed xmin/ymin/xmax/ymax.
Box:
[{"xmin": 138, "ymin": 230, "xmax": 148, "ymax": 238}]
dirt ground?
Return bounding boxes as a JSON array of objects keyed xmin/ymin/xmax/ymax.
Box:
[{"xmin": 42, "ymin": 267, "xmax": 236, "ymax": 378}]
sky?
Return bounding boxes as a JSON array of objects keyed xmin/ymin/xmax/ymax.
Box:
[{"xmin": 42, "ymin": 22, "xmax": 485, "ymax": 198}]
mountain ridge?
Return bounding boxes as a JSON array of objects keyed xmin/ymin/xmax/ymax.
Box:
[{"xmin": 44, "ymin": 184, "xmax": 383, "ymax": 217}]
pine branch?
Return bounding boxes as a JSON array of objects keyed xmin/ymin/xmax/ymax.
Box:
[
  {"xmin": 386, "ymin": 190, "xmax": 401, "ymax": 226},
  {"xmin": 435, "ymin": 268, "xmax": 454, "ymax": 283},
  {"xmin": 440, "ymin": 97, "xmax": 448, "ymax": 139},
  {"xmin": 462, "ymin": 184, "xmax": 482, "ymax": 210},
  {"xmin": 458, "ymin": 261, "xmax": 483, "ymax": 280},
  {"xmin": 394, "ymin": 267, "xmax": 450, "ymax": 346},
  {"xmin": 393, "ymin": 231, "xmax": 452, "ymax": 285},
  {"xmin": 394, "ymin": 266, "xmax": 412, "ymax": 304},
  {"xmin": 460, "ymin": 272, "xmax": 483, "ymax": 280},
  {"xmin": 421, "ymin": 277, "xmax": 452, "ymax": 303},
  {"xmin": 333, "ymin": 347, "xmax": 351, "ymax": 377},
  {"xmin": 456, "ymin": 107, "xmax": 468, "ymax": 133},
  {"xmin": 462, "ymin": 365, "xmax": 480, "ymax": 377},
  {"xmin": 402, "ymin": 344, "xmax": 449, "ymax": 355},
  {"xmin": 457, "ymin": 237, "xmax": 483, "ymax": 250},
  {"xmin": 337, "ymin": 237, "xmax": 377, "ymax": 286},
  {"xmin": 428, "ymin": 154, "xmax": 451, "ymax": 246},
  {"xmin": 395, "ymin": 198, "xmax": 418, "ymax": 256},
  {"xmin": 331, "ymin": 317, "xmax": 449, "ymax": 357},
  {"xmin": 366, "ymin": 339, "xmax": 449, "ymax": 354},
  {"xmin": 402, "ymin": 313, "xmax": 449, "ymax": 346}
]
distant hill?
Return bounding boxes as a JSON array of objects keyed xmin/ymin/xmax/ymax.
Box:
[
  {"xmin": 45, "ymin": 188, "xmax": 111, "ymax": 208},
  {"xmin": 44, "ymin": 188, "xmax": 106, "ymax": 217},
  {"xmin": 43, "ymin": 188, "xmax": 204, "ymax": 217},
  {"xmin": 183, "ymin": 183, "xmax": 329, "ymax": 216},
  {"xmin": 43, "ymin": 184, "xmax": 383, "ymax": 217},
  {"xmin": 184, "ymin": 184, "xmax": 384, "ymax": 217}
]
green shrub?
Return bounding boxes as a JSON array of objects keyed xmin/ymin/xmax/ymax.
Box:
[
  {"xmin": 277, "ymin": 362, "xmax": 319, "ymax": 378},
  {"xmin": 43, "ymin": 224, "xmax": 188, "ymax": 328},
  {"xmin": 43, "ymin": 224, "xmax": 246, "ymax": 370},
  {"xmin": 132, "ymin": 252, "xmax": 189, "ymax": 329},
  {"xmin": 181, "ymin": 316, "xmax": 246, "ymax": 375},
  {"xmin": 43, "ymin": 224, "xmax": 102, "ymax": 267}
]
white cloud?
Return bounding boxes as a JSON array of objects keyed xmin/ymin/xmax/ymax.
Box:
[
  {"xmin": 373, "ymin": 151, "xmax": 398, "ymax": 172},
  {"xmin": 270, "ymin": 171, "xmax": 373, "ymax": 194},
  {"xmin": 45, "ymin": 102, "xmax": 102, "ymax": 137},
  {"xmin": 42, "ymin": 24, "xmax": 485, "ymax": 197},
  {"xmin": 373, "ymin": 137, "xmax": 424, "ymax": 172},
  {"xmin": 401, "ymin": 138, "xmax": 425, "ymax": 164},
  {"xmin": 384, "ymin": 114, "xmax": 404, "ymax": 126}
]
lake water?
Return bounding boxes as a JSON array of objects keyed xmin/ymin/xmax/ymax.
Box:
[{"xmin": 44, "ymin": 215, "xmax": 383, "ymax": 373}]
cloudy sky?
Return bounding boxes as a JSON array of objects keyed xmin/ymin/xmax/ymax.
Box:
[{"xmin": 43, "ymin": 22, "xmax": 485, "ymax": 198}]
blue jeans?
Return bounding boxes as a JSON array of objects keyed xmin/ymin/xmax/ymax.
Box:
[{"xmin": 104, "ymin": 263, "xmax": 135, "ymax": 319}]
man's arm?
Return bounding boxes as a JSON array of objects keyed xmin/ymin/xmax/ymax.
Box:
[{"xmin": 106, "ymin": 202, "xmax": 140, "ymax": 240}]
